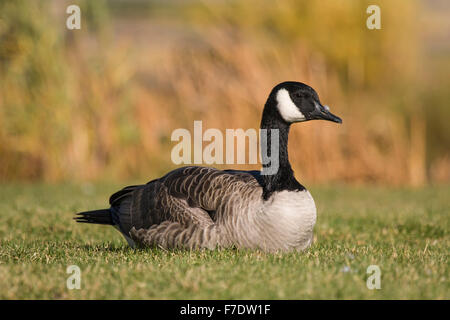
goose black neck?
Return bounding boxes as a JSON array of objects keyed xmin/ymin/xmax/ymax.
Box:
[{"xmin": 260, "ymin": 97, "xmax": 305, "ymax": 200}]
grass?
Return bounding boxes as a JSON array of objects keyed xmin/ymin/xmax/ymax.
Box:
[{"xmin": 0, "ymin": 182, "xmax": 448, "ymax": 299}]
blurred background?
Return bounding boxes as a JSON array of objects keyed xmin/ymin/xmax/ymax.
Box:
[{"xmin": 0, "ymin": 0, "xmax": 449, "ymax": 186}]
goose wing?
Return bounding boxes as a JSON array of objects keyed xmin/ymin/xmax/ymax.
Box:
[
  {"xmin": 110, "ymin": 166, "xmax": 262, "ymax": 234},
  {"xmin": 160, "ymin": 166, "xmax": 262, "ymax": 212}
]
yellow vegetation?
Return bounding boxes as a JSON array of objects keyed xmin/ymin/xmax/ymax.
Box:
[{"xmin": 0, "ymin": 0, "xmax": 449, "ymax": 184}]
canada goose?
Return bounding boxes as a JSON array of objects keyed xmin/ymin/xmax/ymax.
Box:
[{"xmin": 75, "ymin": 81, "xmax": 342, "ymax": 252}]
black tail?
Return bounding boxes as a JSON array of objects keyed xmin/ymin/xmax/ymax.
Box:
[{"xmin": 75, "ymin": 209, "xmax": 113, "ymax": 225}]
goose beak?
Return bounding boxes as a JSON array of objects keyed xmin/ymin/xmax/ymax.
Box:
[{"xmin": 312, "ymin": 102, "xmax": 342, "ymax": 124}]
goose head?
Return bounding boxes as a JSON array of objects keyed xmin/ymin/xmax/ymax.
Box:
[
  {"xmin": 270, "ymin": 81, "xmax": 342, "ymax": 124},
  {"xmin": 260, "ymin": 82, "xmax": 341, "ymax": 198}
]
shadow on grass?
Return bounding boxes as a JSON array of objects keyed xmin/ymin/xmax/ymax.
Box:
[
  {"xmin": 78, "ymin": 243, "xmax": 245, "ymax": 257},
  {"xmin": 78, "ymin": 243, "xmax": 135, "ymax": 253}
]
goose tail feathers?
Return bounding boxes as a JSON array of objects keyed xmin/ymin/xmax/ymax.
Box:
[{"xmin": 74, "ymin": 209, "xmax": 113, "ymax": 225}]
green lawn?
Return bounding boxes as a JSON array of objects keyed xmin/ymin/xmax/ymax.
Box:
[{"xmin": 0, "ymin": 182, "xmax": 448, "ymax": 299}]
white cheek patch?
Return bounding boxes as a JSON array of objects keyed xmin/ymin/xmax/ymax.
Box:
[{"xmin": 276, "ymin": 88, "xmax": 306, "ymax": 122}]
